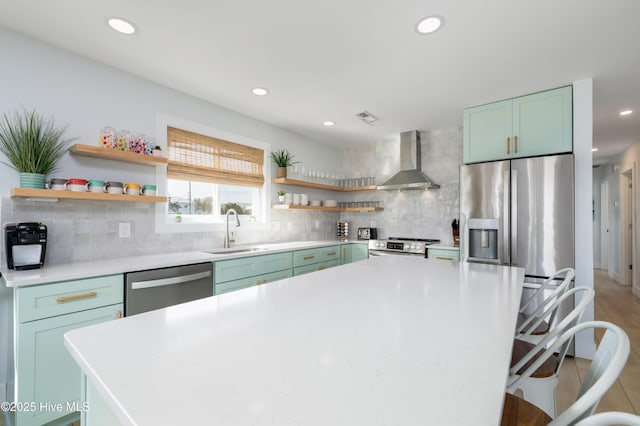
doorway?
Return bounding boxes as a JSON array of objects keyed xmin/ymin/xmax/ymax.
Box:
[{"xmin": 622, "ymin": 167, "xmax": 637, "ymax": 289}]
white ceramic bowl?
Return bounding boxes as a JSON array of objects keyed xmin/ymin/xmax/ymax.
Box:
[
  {"xmin": 310, "ymin": 200, "xmax": 321, "ymax": 206},
  {"xmin": 322, "ymin": 200, "xmax": 337, "ymax": 207}
]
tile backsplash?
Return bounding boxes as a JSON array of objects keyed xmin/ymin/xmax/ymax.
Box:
[
  {"xmin": 339, "ymin": 128, "xmax": 462, "ymax": 243},
  {"xmin": 0, "ymin": 197, "xmax": 339, "ymax": 267}
]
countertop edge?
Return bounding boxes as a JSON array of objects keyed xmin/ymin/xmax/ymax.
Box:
[{"xmin": 1, "ymin": 240, "xmax": 367, "ymax": 287}]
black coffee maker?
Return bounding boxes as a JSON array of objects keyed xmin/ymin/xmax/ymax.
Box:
[{"xmin": 5, "ymin": 223, "xmax": 47, "ymax": 270}]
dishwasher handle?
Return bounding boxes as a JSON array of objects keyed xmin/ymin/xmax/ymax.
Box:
[{"xmin": 130, "ymin": 270, "xmax": 212, "ymax": 290}]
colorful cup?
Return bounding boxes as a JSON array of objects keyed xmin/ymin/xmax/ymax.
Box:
[
  {"xmin": 141, "ymin": 184, "xmax": 157, "ymax": 196},
  {"xmin": 123, "ymin": 183, "xmax": 141, "ymax": 195},
  {"xmin": 85, "ymin": 180, "xmax": 106, "ymax": 193},
  {"xmin": 65, "ymin": 178, "xmax": 88, "ymax": 192},
  {"xmin": 105, "ymin": 181, "xmax": 123, "ymax": 194},
  {"xmin": 46, "ymin": 178, "xmax": 67, "ymax": 191}
]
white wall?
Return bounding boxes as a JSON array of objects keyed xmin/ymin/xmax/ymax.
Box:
[
  {"xmin": 573, "ymin": 79, "xmax": 596, "ymax": 359},
  {"xmin": 619, "ymin": 141, "xmax": 640, "ymax": 297},
  {"xmin": 0, "ymin": 27, "xmax": 340, "ymax": 196}
]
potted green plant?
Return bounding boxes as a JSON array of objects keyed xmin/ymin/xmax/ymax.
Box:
[
  {"xmin": 271, "ymin": 148, "xmax": 298, "ymax": 178},
  {"xmin": 0, "ymin": 108, "xmax": 76, "ymax": 188},
  {"xmin": 153, "ymin": 145, "xmax": 163, "ymax": 157},
  {"xmin": 277, "ymin": 190, "xmax": 286, "ymax": 204}
]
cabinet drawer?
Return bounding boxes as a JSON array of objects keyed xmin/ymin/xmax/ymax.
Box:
[
  {"xmin": 16, "ymin": 275, "xmax": 124, "ymax": 323},
  {"xmin": 293, "ymin": 245, "xmax": 340, "ymax": 267},
  {"xmin": 214, "ymin": 252, "xmax": 292, "ymax": 284},
  {"xmin": 428, "ymin": 248, "xmax": 460, "ymax": 261},
  {"xmin": 215, "ymin": 269, "xmax": 293, "ymax": 295},
  {"xmin": 293, "ymin": 259, "xmax": 340, "ymax": 276}
]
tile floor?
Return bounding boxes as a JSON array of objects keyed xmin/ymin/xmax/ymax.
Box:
[
  {"xmin": 556, "ymin": 269, "xmax": 640, "ymax": 416},
  {"xmin": 1, "ymin": 269, "xmax": 637, "ymax": 426}
]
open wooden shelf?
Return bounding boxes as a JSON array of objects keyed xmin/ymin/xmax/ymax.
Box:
[
  {"xmin": 272, "ymin": 204, "xmax": 383, "ymax": 212},
  {"xmin": 271, "ymin": 177, "xmax": 377, "ymax": 192},
  {"xmin": 11, "ymin": 188, "xmax": 167, "ymax": 203},
  {"xmin": 69, "ymin": 144, "xmax": 168, "ymax": 166}
]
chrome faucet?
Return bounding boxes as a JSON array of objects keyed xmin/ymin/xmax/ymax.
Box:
[{"xmin": 224, "ymin": 208, "xmax": 240, "ymax": 248}]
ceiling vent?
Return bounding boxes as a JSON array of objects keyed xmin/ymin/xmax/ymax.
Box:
[{"xmin": 355, "ymin": 111, "xmax": 379, "ymax": 125}]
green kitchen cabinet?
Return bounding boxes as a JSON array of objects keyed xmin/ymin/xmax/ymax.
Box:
[
  {"xmin": 463, "ymin": 86, "xmax": 572, "ymax": 163},
  {"xmin": 214, "ymin": 251, "xmax": 293, "ymax": 294},
  {"xmin": 341, "ymin": 244, "xmax": 369, "ymax": 264},
  {"xmin": 294, "ymin": 259, "xmax": 341, "ymax": 276},
  {"xmin": 293, "ymin": 245, "xmax": 340, "ymax": 268},
  {"xmin": 215, "ymin": 269, "xmax": 293, "ymax": 295},
  {"xmin": 293, "ymin": 245, "xmax": 341, "ymax": 276},
  {"xmin": 427, "ymin": 247, "xmax": 460, "ymax": 262},
  {"xmin": 13, "ymin": 275, "xmax": 124, "ymax": 426}
]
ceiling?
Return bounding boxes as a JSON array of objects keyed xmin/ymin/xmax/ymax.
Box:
[{"xmin": 1, "ymin": 0, "xmax": 639, "ymax": 162}]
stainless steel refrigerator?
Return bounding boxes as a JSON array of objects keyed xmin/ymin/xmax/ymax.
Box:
[
  {"xmin": 460, "ymin": 154, "xmax": 575, "ymax": 349},
  {"xmin": 460, "ymin": 153, "xmax": 574, "ymax": 277}
]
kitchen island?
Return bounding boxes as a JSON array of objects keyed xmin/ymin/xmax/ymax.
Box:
[{"xmin": 64, "ymin": 256, "xmax": 524, "ymax": 426}]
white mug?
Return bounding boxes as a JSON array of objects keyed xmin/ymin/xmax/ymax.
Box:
[
  {"xmin": 292, "ymin": 194, "xmax": 301, "ymax": 205},
  {"xmin": 300, "ymin": 194, "xmax": 309, "ymax": 206},
  {"xmin": 283, "ymin": 193, "xmax": 293, "ymax": 205}
]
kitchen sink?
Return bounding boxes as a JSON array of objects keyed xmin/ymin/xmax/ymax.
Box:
[{"xmin": 203, "ymin": 247, "xmax": 269, "ymax": 255}]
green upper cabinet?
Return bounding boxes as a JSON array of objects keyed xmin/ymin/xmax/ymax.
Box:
[{"xmin": 463, "ymin": 86, "xmax": 572, "ymax": 163}]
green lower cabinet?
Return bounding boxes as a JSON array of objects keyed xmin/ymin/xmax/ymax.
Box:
[
  {"xmin": 294, "ymin": 259, "xmax": 341, "ymax": 276},
  {"xmin": 215, "ymin": 269, "xmax": 293, "ymax": 295},
  {"xmin": 341, "ymin": 244, "xmax": 369, "ymax": 264},
  {"xmin": 427, "ymin": 248, "xmax": 460, "ymax": 261},
  {"xmin": 16, "ymin": 303, "xmax": 123, "ymax": 426}
]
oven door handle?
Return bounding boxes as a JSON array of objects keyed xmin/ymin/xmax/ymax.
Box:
[{"xmin": 130, "ymin": 270, "xmax": 212, "ymax": 290}]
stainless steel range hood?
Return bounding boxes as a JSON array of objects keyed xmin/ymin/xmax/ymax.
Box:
[{"xmin": 377, "ymin": 130, "xmax": 440, "ymax": 190}]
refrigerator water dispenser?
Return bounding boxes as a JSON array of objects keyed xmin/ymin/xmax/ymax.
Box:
[{"xmin": 467, "ymin": 218, "xmax": 499, "ymax": 261}]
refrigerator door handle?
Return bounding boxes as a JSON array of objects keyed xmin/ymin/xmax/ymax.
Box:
[
  {"xmin": 503, "ymin": 169, "xmax": 510, "ymax": 264},
  {"xmin": 511, "ymin": 169, "xmax": 518, "ymax": 264}
]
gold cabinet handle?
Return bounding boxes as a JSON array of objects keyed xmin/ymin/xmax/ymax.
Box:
[
  {"xmin": 507, "ymin": 137, "xmax": 511, "ymax": 154},
  {"xmin": 303, "ymin": 255, "xmax": 315, "ymax": 260},
  {"xmin": 56, "ymin": 292, "xmax": 97, "ymax": 303},
  {"xmin": 117, "ymin": 311, "xmax": 123, "ymax": 319},
  {"xmin": 317, "ymin": 266, "xmax": 325, "ymax": 271},
  {"xmin": 327, "ymin": 251, "xmax": 337, "ymax": 256},
  {"xmin": 343, "ymin": 248, "xmax": 347, "ymax": 260},
  {"xmin": 514, "ymin": 135, "xmax": 518, "ymax": 153},
  {"xmin": 436, "ymin": 256, "xmax": 453, "ymax": 260},
  {"xmin": 256, "ymin": 279, "xmax": 267, "ymax": 285}
]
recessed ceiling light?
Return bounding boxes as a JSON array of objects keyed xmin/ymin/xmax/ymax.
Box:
[
  {"xmin": 252, "ymin": 87, "xmax": 269, "ymax": 96},
  {"xmin": 416, "ymin": 15, "xmax": 445, "ymax": 34},
  {"xmin": 107, "ymin": 17, "xmax": 137, "ymax": 35},
  {"xmin": 322, "ymin": 121, "xmax": 335, "ymax": 127},
  {"xmin": 592, "ymin": 148, "xmax": 599, "ymax": 152},
  {"xmin": 620, "ymin": 110, "xmax": 633, "ymax": 116}
]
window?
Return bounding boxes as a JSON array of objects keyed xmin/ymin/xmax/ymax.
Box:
[{"xmin": 163, "ymin": 125, "xmax": 267, "ymax": 225}]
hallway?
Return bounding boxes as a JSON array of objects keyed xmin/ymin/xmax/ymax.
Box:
[{"xmin": 556, "ymin": 269, "xmax": 640, "ymax": 415}]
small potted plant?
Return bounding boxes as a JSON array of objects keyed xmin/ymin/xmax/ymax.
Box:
[
  {"xmin": 0, "ymin": 108, "xmax": 76, "ymax": 188},
  {"xmin": 153, "ymin": 145, "xmax": 163, "ymax": 157},
  {"xmin": 175, "ymin": 215, "xmax": 182, "ymax": 223},
  {"xmin": 277, "ymin": 190, "xmax": 286, "ymax": 204},
  {"xmin": 271, "ymin": 148, "xmax": 298, "ymax": 178}
]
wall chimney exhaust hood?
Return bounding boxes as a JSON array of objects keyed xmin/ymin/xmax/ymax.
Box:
[{"xmin": 377, "ymin": 131, "xmax": 440, "ymax": 191}]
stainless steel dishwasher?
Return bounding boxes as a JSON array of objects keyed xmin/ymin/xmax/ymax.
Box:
[{"xmin": 125, "ymin": 262, "xmax": 213, "ymax": 316}]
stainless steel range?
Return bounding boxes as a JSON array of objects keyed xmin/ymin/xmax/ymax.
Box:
[{"xmin": 368, "ymin": 237, "xmax": 440, "ymax": 257}]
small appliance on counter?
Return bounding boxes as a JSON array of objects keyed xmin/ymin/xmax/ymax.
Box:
[
  {"xmin": 357, "ymin": 227, "xmax": 377, "ymax": 240},
  {"xmin": 5, "ymin": 222, "xmax": 47, "ymax": 270}
]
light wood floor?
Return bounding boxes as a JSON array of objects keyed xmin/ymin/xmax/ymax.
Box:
[{"xmin": 556, "ymin": 269, "xmax": 640, "ymax": 416}]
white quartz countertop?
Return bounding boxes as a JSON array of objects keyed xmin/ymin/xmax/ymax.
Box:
[
  {"xmin": 1, "ymin": 240, "xmax": 364, "ymax": 287},
  {"xmin": 65, "ymin": 256, "xmax": 524, "ymax": 426}
]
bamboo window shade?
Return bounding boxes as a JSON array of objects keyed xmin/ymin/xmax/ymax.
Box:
[{"xmin": 167, "ymin": 127, "xmax": 265, "ymax": 188}]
